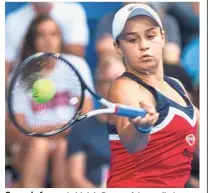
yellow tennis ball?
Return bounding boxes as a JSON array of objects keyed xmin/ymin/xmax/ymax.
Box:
[{"xmin": 32, "ymin": 79, "xmax": 56, "ymax": 104}]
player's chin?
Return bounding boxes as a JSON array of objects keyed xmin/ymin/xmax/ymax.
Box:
[
  {"xmin": 141, "ymin": 60, "xmax": 156, "ymax": 66},
  {"xmin": 139, "ymin": 61, "xmax": 157, "ymax": 71}
]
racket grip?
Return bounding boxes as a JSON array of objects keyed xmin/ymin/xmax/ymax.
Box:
[{"xmin": 115, "ymin": 104, "xmax": 147, "ymax": 118}]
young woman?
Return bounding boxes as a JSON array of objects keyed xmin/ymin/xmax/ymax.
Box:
[
  {"xmin": 107, "ymin": 4, "xmax": 199, "ymax": 188},
  {"xmin": 6, "ymin": 15, "xmax": 94, "ymax": 187}
]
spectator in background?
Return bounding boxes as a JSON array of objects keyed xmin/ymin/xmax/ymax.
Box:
[
  {"xmin": 167, "ymin": 2, "xmax": 199, "ymax": 48},
  {"xmin": 181, "ymin": 38, "xmax": 199, "ymax": 87},
  {"xmin": 5, "ymin": 2, "xmax": 89, "ymax": 87},
  {"xmin": 67, "ymin": 58, "xmax": 126, "ymax": 188},
  {"xmin": 6, "ymin": 15, "xmax": 94, "ymax": 188}
]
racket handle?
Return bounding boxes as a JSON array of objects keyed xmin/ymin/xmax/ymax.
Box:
[{"xmin": 115, "ymin": 104, "xmax": 147, "ymax": 118}]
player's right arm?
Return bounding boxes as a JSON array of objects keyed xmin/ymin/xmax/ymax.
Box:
[{"xmin": 107, "ymin": 78, "xmax": 159, "ymax": 154}]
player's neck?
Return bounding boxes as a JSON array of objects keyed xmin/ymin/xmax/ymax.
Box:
[{"xmin": 126, "ymin": 62, "xmax": 165, "ymax": 88}]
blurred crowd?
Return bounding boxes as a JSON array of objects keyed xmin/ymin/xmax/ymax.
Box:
[{"xmin": 5, "ymin": 2, "xmax": 199, "ymax": 188}]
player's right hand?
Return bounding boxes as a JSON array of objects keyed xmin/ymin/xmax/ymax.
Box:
[{"xmin": 129, "ymin": 101, "xmax": 159, "ymax": 130}]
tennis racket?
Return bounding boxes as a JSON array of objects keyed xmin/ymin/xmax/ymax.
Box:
[{"xmin": 7, "ymin": 52, "xmax": 147, "ymax": 137}]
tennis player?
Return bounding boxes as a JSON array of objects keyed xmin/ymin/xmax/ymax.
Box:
[{"xmin": 107, "ymin": 4, "xmax": 199, "ymax": 188}]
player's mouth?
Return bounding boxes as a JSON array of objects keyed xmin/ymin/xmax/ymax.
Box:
[{"xmin": 140, "ymin": 54, "xmax": 154, "ymax": 62}]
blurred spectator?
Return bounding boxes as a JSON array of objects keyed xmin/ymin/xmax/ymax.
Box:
[
  {"xmin": 95, "ymin": 3, "xmax": 131, "ymax": 69},
  {"xmin": 67, "ymin": 58, "xmax": 125, "ymax": 188},
  {"xmin": 167, "ymin": 2, "xmax": 199, "ymax": 48},
  {"xmin": 186, "ymin": 175, "xmax": 199, "ymax": 188},
  {"xmin": 189, "ymin": 151, "xmax": 199, "ymax": 188},
  {"xmin": 67, "ymin": 117, "xmax": 110, "ymax": 188},
  {"xmin": 6, "ymin": 15, "xmax": 94, "ymax": 188},
  {"xmin": 181, "ymin": 38, "xmax": 199, "ymax": 87},
  {"xmin": 5, "ymin": 2, "xmax": 89, "ymax": 87}
]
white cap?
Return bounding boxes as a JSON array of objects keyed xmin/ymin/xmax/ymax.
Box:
[{"xmin": 112, "ymin": 4, "xmax": 163, "ymax": 41}]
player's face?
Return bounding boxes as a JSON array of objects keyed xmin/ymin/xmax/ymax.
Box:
[
  {"xmin": 116, "ymin": 16, "xmax": 165, "ymax": 74},
  {"xmin": 35, "ymin": 20, "xmax": 62, "ymax": 54}
]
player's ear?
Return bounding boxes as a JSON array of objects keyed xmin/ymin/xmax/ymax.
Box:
[
  {"xmin": 113, "ymin": 41, "xmax": 124, "ymax": 58},
  {"xmin": 161, "ymin": 30, "xmax": 166, "ymax": 48}
]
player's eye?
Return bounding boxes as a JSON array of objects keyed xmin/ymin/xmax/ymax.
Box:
[
  {"xmin": 147, "ymin": 34, "xmax": 156, "ymax": 40},
  {"xmin": 128, "ymin": 38, "xmax": 137, "ymax": 43}
]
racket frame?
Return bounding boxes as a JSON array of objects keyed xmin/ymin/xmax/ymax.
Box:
[{"xmin": 7, "ymin": 53, "xmax": 86, "ymax": 137}]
